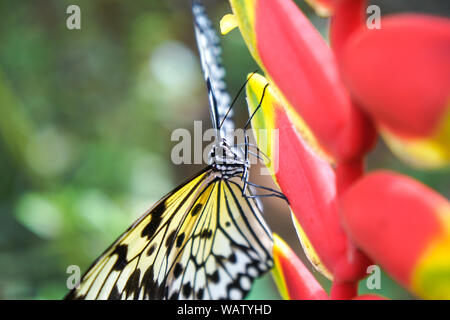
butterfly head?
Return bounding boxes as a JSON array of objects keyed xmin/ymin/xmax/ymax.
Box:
[{"xmin": 209, "ymin": 138, "xmax": 246, "ymax": 177}]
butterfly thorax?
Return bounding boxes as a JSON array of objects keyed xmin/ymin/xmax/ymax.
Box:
[{"xmin": 209, "ymin": 138, "xmax": 247, "ymax": 179}]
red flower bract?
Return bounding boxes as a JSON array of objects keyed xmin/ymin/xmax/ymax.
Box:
[
  {"xmin": 228, "ymin": 0, "xmax": 450, "ymax": 299},
  {"xmin": 254, "ymin": 0, "xmax": 376, "ymax": 161},
  {"xmin": 340, "ymin": 14, "xmax": 450, "ymax": 138}
]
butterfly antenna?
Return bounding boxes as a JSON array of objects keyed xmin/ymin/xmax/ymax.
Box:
[
  {"xmin": 241, "ymin": 83, "xmax": 269, "ymax": 194},
  {"xmin": 243, "ymin": 83, "xmax": 269, "ymax": 130},
  {"xmin": 218, "ymin": 70, "xmax": 259, "ymax": 130}
]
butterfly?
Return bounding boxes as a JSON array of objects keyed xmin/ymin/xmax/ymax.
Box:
[{"xmin": 65, "ymin": 0, "xmax": 278, "ymax": 300}]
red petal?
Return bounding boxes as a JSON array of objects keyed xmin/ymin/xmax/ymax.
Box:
[
  {"xmin": 246, "ymin": 74, "xmax": 371, "ymax": 283},
  {"xmin": 274, "ymin": 101, "xmax": 371, "ymax": 281},
  {"xmin": 340, "ymin": 171, "xmax": 449, "ymax": 286},
  {"xmin": 341, "ymin": 14, "xmax": 450, "ymax": 138},
  {"xmin": 273, "ymin": 235, "xmax": 329, "ymax": 300},
  {"xmin": 254, "ymin": 0, "xmax": 376, "ymax": 161},
  {"xmin": 330, "ymin": 0, "xmax": 367, "ymax": 59}
]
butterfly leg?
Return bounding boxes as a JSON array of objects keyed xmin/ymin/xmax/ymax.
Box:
[
  {"xmin": 234, "ymin": 143, "xmax": 271, "ymax": 164},
  {"xmin": 244, "ymin": 181, "xmax": 289, "ymax": 203}
]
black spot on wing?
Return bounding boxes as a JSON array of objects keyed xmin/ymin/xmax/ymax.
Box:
[
  {"xmin": 165, "ymin": 230, "xmax": 177, "ymax": 248},
  {"xmin": 147, "ymin": 244, "xmax": 156, "ymax": 256},
  {"xmin": 169, "ymin": 292, "xmax": 178, "ymax": 300},
  {"xmin": 141, "ymin": 266, "xmax": 161, "ymax": 300},
  {"xmin": 173, "ymin": 262, "xmax": 183, "ymax": 279},
  {"xmin": 208, "ymin": 270, "xmax": 219, "ymax": 284},
  {"xmin": 112, "ymin": 244, "xmax": 128, "ymax": 271},
  {"xmin": 108, "ymin": 285, "xmax": 121, "ymax": 300},
  {"xmin": 226, "ymin": 274, "xmax": 251, "ymax": 299},
  {"xmin": 215, "ymin": 254, "xmax": 226, "ymax": 263},
  {"xmin": 182, "ymin": 282, "xmax": 192, "ymax": 298},
  {"xmin": 176, "ymin": 233, "xmax": 185, "ymax": 248},
  {"xmin": 196, "ymin": 288, "xmax": 204, "ymax": 299},
  {"xmin": 200, "ymin": 229, "xmax": 213, "ymax": 239},
  {"xmin": 124, "ymin": 269, "xmax": 141, "ymax": 300},
  {"xmin": 141, "ymin": 202, "xmax": 165, "ymax": 239},
  {"xmin": 191, "ymin": 203, "xmax": 203, "ymax": 216}
]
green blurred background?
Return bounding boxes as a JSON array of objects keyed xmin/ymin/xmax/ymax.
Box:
[{"xmin": 0, "ymin": 0, "xmax": 448, "ymax": 300}]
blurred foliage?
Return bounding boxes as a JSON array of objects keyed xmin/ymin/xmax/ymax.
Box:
[{"xmin": 0, "ymin": 0, "xmax": 447, "ymax": 300}]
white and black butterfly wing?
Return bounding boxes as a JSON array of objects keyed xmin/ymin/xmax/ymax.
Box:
[
  {"xmin": 65, "ymin": 168, "xmax": 212, "ymax": 299},
  {"xmin": 192, "ymin": 0, "xmax": 233, "ymax": 136},
  {"xmin": 163, "ymin": 176, "xmax": 273, "ymax": 300},
  {"xmin": 65, "ymin": 168, "xmax": 273, "ymax": 300}
]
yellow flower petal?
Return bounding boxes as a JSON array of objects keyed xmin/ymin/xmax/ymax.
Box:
[
  {"xmin": 228, "ymin": 0, "xmax": 261, "ymax": 65},
  {"xmin": 381, "ymin": 108, "xmax": 450, "ymax": 169},
  {"xmin": 272, "ymin": 234, "xmax": 291, "ymax": 300},
  {"xmin": 412, "ymin": 204, "xmax": 450, "ymax": 299},
  {"xmin": 220, "ymin": 13, "xmax": 239, "ymax": 35}
]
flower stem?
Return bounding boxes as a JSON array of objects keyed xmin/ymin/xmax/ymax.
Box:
[{"xmin": 335, "ymin": 157, "xmax": 365, "ymax": 196}]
